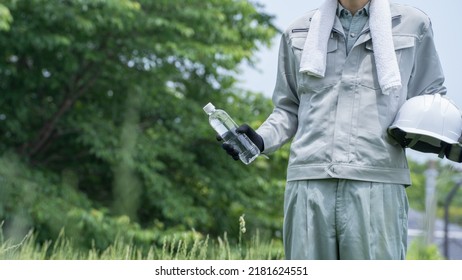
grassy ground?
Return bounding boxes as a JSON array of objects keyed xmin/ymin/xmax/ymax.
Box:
[
  {"xmin": 0, "ymin": 229, "xmax": 442, "ymax": 260},
  {"xmin": 0, "ymin": 230, "xmax": 284, "ymax": 260}
]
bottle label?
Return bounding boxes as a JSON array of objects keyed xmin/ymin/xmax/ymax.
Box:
[{"xmin": 211, "ymin": 120, "xmax": 229, "ymax": 136}]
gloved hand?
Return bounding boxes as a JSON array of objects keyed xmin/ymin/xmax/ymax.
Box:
[{"xmin": 217, "ymin": 124, "xmax": 264, "ymax": 161}]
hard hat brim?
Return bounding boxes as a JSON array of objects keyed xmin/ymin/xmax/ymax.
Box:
[{"xmin": 388, "ymin": 125, "xmax": 459, "ymax": 145}]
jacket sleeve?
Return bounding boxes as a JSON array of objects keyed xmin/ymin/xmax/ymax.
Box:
[
  {"xmin": 256, "ymin": 32, "xmax": 300, "ymax": 154},
  {"xmin": 407, "ymin": 19, "xmax": 447, "ymax": 98}
]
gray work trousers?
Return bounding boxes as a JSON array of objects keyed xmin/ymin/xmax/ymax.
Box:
[{"xmin": 284, "ymin": 179, "xmax": 409, "ymax": 260}]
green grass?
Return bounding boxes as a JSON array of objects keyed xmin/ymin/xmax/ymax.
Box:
[
  {"xmin": 0, "ymin": 230, "xmax": 284, "ymax": 260},
  {"xmin": 0, "ymin": 221, "xmax": 444, "ymax": 260},
  {"xmin": 406, "ymin": 237, "xmax": 445, "ymax": 260}
]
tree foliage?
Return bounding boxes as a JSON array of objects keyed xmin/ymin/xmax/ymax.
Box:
[
  {"xmin": 0, "ymin": 0, "xmax": 283, "ymax": 250},
  {"xmin": 406, "ymin": 159, "xmax": 462, "ymax": 227}
]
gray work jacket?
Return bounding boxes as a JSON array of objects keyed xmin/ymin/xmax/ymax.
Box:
[{"xmin": 256, "ymin": 3, "xmax": 446, "ymax": 185}]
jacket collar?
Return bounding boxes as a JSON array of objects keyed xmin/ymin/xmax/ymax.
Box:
[{"xmin": 334, "ymin": 3, "xmax": 403, "ymax": 46}]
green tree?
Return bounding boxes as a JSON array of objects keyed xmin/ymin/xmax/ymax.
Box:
[
  {"xmin": 406, "ymin": 159, "xmax": 427, "ymax": 211},
  {"xmin": 0, "ymin": 3, "xmax": 12, "ymax": 31},
  {"xmin": 0, "ymin": 0, "xmax": 282, "ymax": 249},
  {"xmin": 405, "ymin": 159, "xmax": 462, "ymax": 227}
]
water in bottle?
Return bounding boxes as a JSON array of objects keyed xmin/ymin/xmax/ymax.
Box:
[{"xmin": 203, "ymin": 102, "xmax": 260, "ymax": 164}]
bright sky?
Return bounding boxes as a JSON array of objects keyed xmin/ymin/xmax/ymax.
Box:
[{"xmin": 239, "ymin": 0, "xmax": 462, "ymax": 163}]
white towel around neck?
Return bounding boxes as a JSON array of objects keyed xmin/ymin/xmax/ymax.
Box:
[{"xmin": 299, "ymin": 0, "xmax": 402, "ymax": 95}]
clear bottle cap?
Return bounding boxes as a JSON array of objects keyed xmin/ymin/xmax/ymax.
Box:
[{"xmin": 203, "ymin": 102, "xmax": 215, "ymax": 114}]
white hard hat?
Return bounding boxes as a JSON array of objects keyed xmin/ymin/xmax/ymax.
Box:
[{"xmin": 388, "ymin": 94, "xmax": 462, "ymax": 157}]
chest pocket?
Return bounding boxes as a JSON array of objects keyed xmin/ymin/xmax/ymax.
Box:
[
  {"xmin": 290, "ymin": 34, "xmax": 341, "ymax": 93},
  {"xmin": 360, "ymin": 35, "xmax": 416, "ymax": 90}
]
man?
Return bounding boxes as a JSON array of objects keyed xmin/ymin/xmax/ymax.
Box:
[{"xmin": 221, "ymin": 0, "xmax": 446, "ymax": 259}]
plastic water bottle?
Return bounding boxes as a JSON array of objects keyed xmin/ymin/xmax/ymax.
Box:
[{"xmin": 203, "ymin": 102, "xmax": 260, "ymax": 164}]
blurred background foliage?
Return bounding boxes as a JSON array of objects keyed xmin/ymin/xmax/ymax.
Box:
[
  {"xmin": 0, "ymin": 0, "xmax": 284, "ymax": 250},
  {"xmin": 0, "ymin": 0, "xmax": 461, "ymax": 256}
]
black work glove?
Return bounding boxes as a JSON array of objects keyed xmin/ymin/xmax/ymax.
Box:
[{"xmin": 217, "ymin": 124, "xmax": 264, "ymax": 161}]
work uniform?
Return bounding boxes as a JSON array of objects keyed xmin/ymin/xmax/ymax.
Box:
[{"xmin": 256, "ymin": 3, "xmax": 446, "ymax": 259}]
